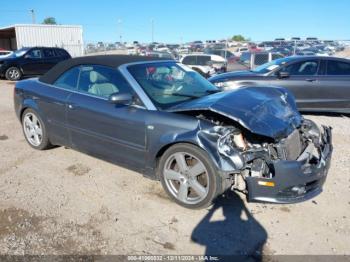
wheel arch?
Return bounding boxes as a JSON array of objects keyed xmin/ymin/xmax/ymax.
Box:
[
  {"xmin": 5, "ymin": 63, "xmax": 23, "ymax": 73},
  {"xmin": 154, "ymin": 141, "xmax": 200, "ymax": 178},
  {"xmin": 19, "ymin": 100, "xmax": 45, "ymax": 124}
]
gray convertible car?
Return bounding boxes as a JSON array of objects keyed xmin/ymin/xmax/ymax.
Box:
[{"xmin": 14, "ymin": 55, "xmax": 332, "ymax": 209}]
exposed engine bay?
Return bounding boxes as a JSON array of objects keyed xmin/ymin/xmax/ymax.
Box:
[{"xmin": 195, "ymin": 112, "xmax": 331, "ymax": 201}]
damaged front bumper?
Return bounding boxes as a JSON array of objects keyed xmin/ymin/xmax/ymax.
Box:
[{"xmin": 245, "ymin": 126, "xmax": 332, "ymax": 204}]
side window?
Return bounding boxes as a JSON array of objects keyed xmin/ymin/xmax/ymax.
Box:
[
  {"xmin": 55, "ymin": 48, "xmax": 70, "ymax": 58},
  {"xmin": 77, "ymin": 65, "xmax": 134, "ymax": 98},
  {"xmin": 327, "ymin": 60, "xmax": 350, "ymax": 75},
  {"xmin": 197, "ymin": 56, "xmax": 211, "ymax": 65},
  {"xmin": 43, "ymin": 48, "xmax": 55, "ymax": 58},
  {"xmin": 281, "ymin": 60, "xmax": 319, "ymax": 75},
  {"xmin": 182, "ymin": 56, "xmax": 196, "ymax": 65},
  {"xmin": 53, "ymin": 67, "xmax": 80, "ymax": 90},
  {"xmin": 27, "ymin": 49, "xmax": 42, "ymax": 59}
]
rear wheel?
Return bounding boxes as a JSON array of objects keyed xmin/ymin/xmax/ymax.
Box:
[
  {"xmin": 5, "ymin": 67, "xmax": 22, "ymax": 81},
  {"xmin": 22, "ymin": 108, "xmax": 51, "ymax": 150},
  {"xmin": 158, "ymin": 143, "xmax": 222, "ymax": 209}
]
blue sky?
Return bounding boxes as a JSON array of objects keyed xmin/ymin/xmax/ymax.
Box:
[{"xmin": 1, "ymin": 0, "xmax": 349, "ymax": 43}]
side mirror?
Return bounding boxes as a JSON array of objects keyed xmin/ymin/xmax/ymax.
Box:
[
  {"xmin": 277, "ymin": 71, "xmax": 290, "ymax": 79},
  {"xmin": 108, "ymin": 93, "xmax": 133, "ymax": 105},
  {"xmin": 24, "ymin": 54, "xmax": 31, "ymax": 59}
]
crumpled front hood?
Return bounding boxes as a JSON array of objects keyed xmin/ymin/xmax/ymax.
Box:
[{"xmin": 168, "ymin": 86, "xmax": 302, "ymax": 140}]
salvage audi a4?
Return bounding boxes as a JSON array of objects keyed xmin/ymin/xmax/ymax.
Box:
[{"xmin": 14, "ymin": 55, "xmax": 333, "ymax": 209}]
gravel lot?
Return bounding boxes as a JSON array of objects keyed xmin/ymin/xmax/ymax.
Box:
[{"xmin": 0, "ymin": 79, "xmax": 349, "ymax": 258}]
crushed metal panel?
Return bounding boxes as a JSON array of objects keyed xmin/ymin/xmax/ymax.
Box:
[{"xmin": 168, "ymin": 86, "xmax": 302, "ymax": 140}]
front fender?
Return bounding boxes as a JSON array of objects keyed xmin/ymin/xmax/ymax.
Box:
[{"xmin": 145, "ymin": 119, "xmax": 243, "ymax": 179}]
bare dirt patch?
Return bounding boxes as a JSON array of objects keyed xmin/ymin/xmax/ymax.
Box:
[
  {"xmin": 0, "ymin": 135, "xmax": 8, "ymax": 141},
  {"xmin": 66, "ymin": 164, "xmax": 91, "ymax": 176}
]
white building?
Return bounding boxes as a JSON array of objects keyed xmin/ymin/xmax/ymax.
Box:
[{"xmin": 0, "ymin": 24, "xmax": 84, "ymax": 57}]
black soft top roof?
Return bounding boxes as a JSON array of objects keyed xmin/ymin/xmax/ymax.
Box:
[{"xmin": 39, "ymin": 55, "xmax": 172, "ymax": 84}]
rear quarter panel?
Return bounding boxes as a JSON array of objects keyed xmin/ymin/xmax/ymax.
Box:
[{"xmin": 14, "ymin": 78, "xmax": 71, "ymax": 146}]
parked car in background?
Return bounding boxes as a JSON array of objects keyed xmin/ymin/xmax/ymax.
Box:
[
  {"xmin": 14, "ymin": 55, "xmax": 332, "ymax": 209},
  {"xmin": 205, "ymin": 40, "xmax": 216, "ymax": 46},
  {"xmin": 0, "ymin": 49, "xmax": 13, "ymax": 58},
  {"xmin": 106, "ymin": 43, "xmax": 117, "ymax": 51},
  {"xmin": 0, "ymin": 47, "xmax": 71, "ymax": 81},
  {"xmin": 96, "ymin": 42, "xmax": 105, "ymax": 51},
  {"xmin": 209, "ymin": 56, "xmax": 350, "ymax": 113},
  {"xmin": 85, "ymin": 43, "xmax": 97, "ymax": 54},
  {"xmin": 127, "ymin": 46, "xmax": 138, "ymax": 55},
  {"xmin": 189, "ymin": 41, "xmax": 204, "ymax": 52},
  {"xmin": 239, "ymin": 51, "xmax": 284, "ymax": 69},
  {"xmin": 180, "ymin": 54, "xmax": 226, "ymax": 77},
  {"xmin": 296, "ymin": 50, "xmax": 316, "ymax": 56},
  {"xmin": 270, "ymin": 47, "xmax": 293, "ymax": 57},
  {"xmin": 177, "ymin": 46, "xmax": 190, "ymax": 54},
  {"xmin": 233, "ymin": 47, "xmax": 249, "ymax": 57},
  {"xmin": 142, "ymin": 51, "xmax": 175, "ymax": 59},
  {"xmin": 204, "ymin": 48, "xmax": 237, "ymax": 61}
]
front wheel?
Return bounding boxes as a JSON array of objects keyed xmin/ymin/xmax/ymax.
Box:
[
  {"xmin": 158, "ymin": 143, "xmax": 222, "ymax": 209},
  {"xmin": 5, "ymin": 67, "xmax": 22, "ymax": 81}
]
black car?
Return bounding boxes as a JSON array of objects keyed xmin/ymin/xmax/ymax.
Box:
[
  {"xmin": 14, "ymin": 55, "xmax": 332, "ymax": 209},
  {"xmin": 0, "ymin": 47, "xmax": 71, "ymax": 81},
  {"xmin": 209, "ymin": 56, "xmax": 350, "ymax": 113}
]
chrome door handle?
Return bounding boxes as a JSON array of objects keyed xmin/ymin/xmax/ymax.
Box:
[
  {"xmin": 306, "ymin": 79, "xmax": 316, "ymax": 82},
  {"xmin": 68, "ymin": 104, "xmax": 74, "ymax": 109}
]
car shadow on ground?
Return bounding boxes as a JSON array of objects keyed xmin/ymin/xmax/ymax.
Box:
[{"xmin": 191, "ymin": 192, "xmax": 267, "ymax": 262}]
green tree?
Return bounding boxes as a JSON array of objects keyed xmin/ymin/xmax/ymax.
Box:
[
  {"xmin": 42, "ymin": 17, "xmax": 57, "ymax": 25},
  {"xmin": 232, "ymin": 35, "xmax": 247, "ymax": 42}
]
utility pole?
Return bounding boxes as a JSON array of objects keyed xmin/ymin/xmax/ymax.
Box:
[
  {"xmin": 117, "ymin": 19, "xmax": 122, "ymax": 43},
  {"xmin": 151, "ymin": 18, "xmax": 154, "ymax": 43},
  {"xmin": 30, "ymin": 9, "xmax": 36, "ymax": 24},
  {"xmin": 225, "ymin": 36, "xmax": 229, "ymax": 60}
]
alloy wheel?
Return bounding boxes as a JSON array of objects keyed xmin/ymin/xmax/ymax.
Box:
[
  {"xmin": 23, "ymin": 113, "xmax": 43, "ymax": 147},
  {"xmin": 163, "ymin": 152, "xmax": 209, "ymax": 205},
  {"xmin": 8, "ymin": 68, "xmax": 20, "ymax": 80}
]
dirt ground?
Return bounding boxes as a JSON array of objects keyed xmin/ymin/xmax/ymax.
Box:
[{"xmin": 0, "ymin": 80, "xmax": 349, "ymax": 258}]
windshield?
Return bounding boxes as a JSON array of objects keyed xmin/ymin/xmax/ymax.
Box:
[
  {"xmin": 128, "ymin": 62, "xmax": 219, "ymax": 109},
  {"xmin": 13, "ymin": 48, "xmax": 29, "ymax": 57},
  {"xmin": 251, "ymin": 57, "xmax": 291, "ymax": 74}
]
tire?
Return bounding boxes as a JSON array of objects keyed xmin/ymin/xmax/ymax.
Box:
[
  {"xmin": 158, "ymin": 143, "xmax": 222, "ymax": 209},
  {"xmin": 22, "ymin": 108, "xmax": 52, "ymax": 150},
  {"xmin": 5, "ymin": 67, "xmax": 22, "ymax": 81}
]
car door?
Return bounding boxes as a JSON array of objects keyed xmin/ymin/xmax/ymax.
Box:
[
  {"xmin": 66, "ymin": 65, "xmax": 148, "ymax": 169},
  {"xmin": 42, "ymin": 48, "xmax": 61, "ymax": 72},
  {"xmin": 314, "ymin": 59, "xmax": 350, "ymax": 112},
  {"xmin": 36, "ymin": 66, "xmax": 80, "ymax": 146},
  {"xmin": 20, "ymin": 48, "xmax": 45, "ymax": 75},
  {"xmin": 267, "ymin": 59, "xmax": 321, "ymax": 110}
]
